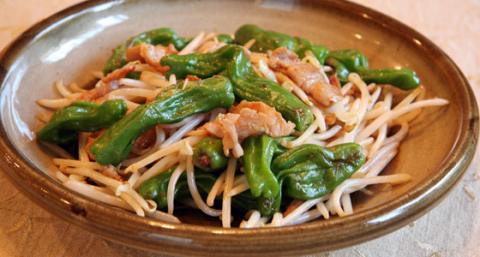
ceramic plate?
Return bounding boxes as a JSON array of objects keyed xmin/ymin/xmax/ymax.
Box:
[{"xmin": 0, "ymin": 0, "xmax": 477, "ymax": 256}]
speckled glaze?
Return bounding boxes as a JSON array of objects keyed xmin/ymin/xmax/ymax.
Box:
[{"xmin": 0, "ymin": 0, "xmax": 477, "ymax": 256}]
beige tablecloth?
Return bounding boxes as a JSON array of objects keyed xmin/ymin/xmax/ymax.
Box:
[{"xmin": 1, "ymin": 0, "xmax": 479, "ymax": 256}]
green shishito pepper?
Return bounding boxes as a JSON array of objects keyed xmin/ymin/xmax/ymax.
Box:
[
  {"xmin": 254, "ymin": 192, "xmax": 282, "ymax": 216},
  {"xmin": 295, "ymin": 37, "xmax": 330, "ymax": 65},
  {"xmin": 193, "ymin": 134, "xmax": 282, "ymax": 215},
  {"xmin": 241, "ymin": 135, "xmax": 295, "ymax": 215},
  {"xmin": 242, "ymin": 134, "xmax": 280, "ymax": 198},
  {"xmin": 217, "ymin": 34, "xmax": 234, "ymax": 44},
  {"xmin": 90, "ymin": 76, "xmax": 235, "ymax": 165},
  {"xmin": 103, "ymin": 28, "xmax": 190, "ymax": 75},
  {"xmin": 234, "ymin": 24, "xmax": 329, "ymax": 65},
  {"xmin": 272, "ymin": 136, "xmax": 296, "ymax": 157},
  {"xmin": 138, "ymin": 166, "xmax": 216, "ymax": 209},
  {"xmin": 326, "ymin": 49, "xmax": 420, "ymax": 90},
  {"xmin": 272, "ymin": 143, "xmax": 366, "ymax": 199},
  {"xmin": 138, "ymin": 165, "xmax": 279, "ymax": 216},
  {"xmin": 193, "ymin": 137, "xmax": 229, "ymax": 172},
  {"xmin": 361, "ymin": 69, "xmax": 420, "ymax": 90},
  {"xmin": 235, "ymin": 24, "xmax": 418, "ymax": 89},
  {"xmin": 36, "ymin": 100, "xmax": 127, "ymax": 145},
  {"xmin": 325, "ymin": 49, "xmax": 369, "ymax": 85},
  {"xmin": 161, "ymin": 45, "xmax": 313, "ymax": 131},
  {"xmin": 234, "ymin": 24, "xmax": 299, "ymax": 53},
  {"xmin": 328, "ymin": 49, "xmax": 369, "ymax": 72}
]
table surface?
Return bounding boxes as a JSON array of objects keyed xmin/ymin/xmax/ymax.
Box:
[{"xmin": 1, "ymin": 0, "xmax": 479, "ymax": 256}]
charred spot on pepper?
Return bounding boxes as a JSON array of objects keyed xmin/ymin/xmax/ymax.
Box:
[
  {"xmin": 193, "ymin": 137, "xmax": 229, "ymax": 172},
  {"xmin": 198, "ymin": 153, "xmax": 211, "ymax": 168}
]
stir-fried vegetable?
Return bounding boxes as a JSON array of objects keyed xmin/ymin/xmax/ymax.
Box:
[
  {"xmin": 138, "ymin": 166, "xmax": 216, "ymax": 209},
  {"xmin": 326, "ymin": 49, "xmax": 420, "ymax": 90},
  {"xmin": 235, "ymin": 25, "xmax": 420, "ymax": 90},
  {"xmin": 295, "ymin": 37, "xmax": 330, "ymax": 65},
  {"xmin": 193, "ymin": 137, "xmax": 229, "ymax": 172},
  {"xmin": 361, "ymin": 69, "xmax": 421, "ymax": 90},
  {"xmin": 36, "ymin": 24, "xmax": 436, "ymax": 227},
  {"xmin": 37, "ymin": 100, "xmax": 127, "ymax": 144},
  {"xmin": 138, "ymin": 165, "xmax": 281, "ymax": 216},
  {"xmin": 103, "ymin": 28, "xmax": 190, "ymax": 75},
  {"xmin": 90, "ymin": 76, "xmax": 235, "ymax": 165},
  {"xmin": 234, "ymin": 24, "xmax": 300, "ymax": 53},
  {"xmin": 242, "ymin": 134, "xmax": 279, "ymax": 198},
  {"xmin": 161, "ymin": 45, "xmax": 314, "ymax": 131},
  {"xmin": 235, "ymin": 24, "xmax": 329, "ymax": 64},
  {"xmin": 327, "ymin": 49, "xmax": 370, "ymax": 72},
  {"xmin": 216, "ymin": 34, "xmax": 234, "ymax": 44},
  {"xmin": 272, "ymin": 136, "xmax": 296, "ymax": 157},
  {"xmin": 272, "ymin": 143, "xmax": 366, "ymax": 199}
]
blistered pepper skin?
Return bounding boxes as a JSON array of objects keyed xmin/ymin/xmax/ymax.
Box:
[
  {"xmin": 272, "ymin": 144, "xmax": 334, "ymax": 171},
  {"xmin": 361, "ymin": 69, "xmax": 421, "ymax": 90},
  {"xmin": 138, "ymin": 166, "xmax": 216, "ymax": 209},
  {"xmin": 234, "ymin": 25, "xmax": 329, "ymax": 64},
  {"xmin": 90, "ymin": 76, "xmax": 235, "ymax": 165},
  {"xmin": 234, "ymin": 24, "xmax": 299, "ymax": 53},
  {"xmin": 242, "ymin": 135, "xmax": 280, "ymax": 198},
  {"xmin": 226, "ymin": 49, "xmax": 313, "ymax": 131},
  {"xmin": 161, "ymin": 45, "xmax": 313, "ymax": 131},
  {"xmin": 193, "ymin": 137, "xmax": 229, "ymax": 172},
  {"xmin": 328, "ymin": 49, "xmax": 369, "ymax": 72},
  {"xmin": 103, "ymin": 28, "xmax": 190, "ymax": 75},
  {"xmin": 161, "ymin": 47, "xmax": 230, "ymax": 79},
  {"xmin": 327, "ymin": 49, "xmax": 420, "ymax": 90},
  {"xmin": 272, "ymin": 143, "xmax": 366, "ymax": 199},
  {"xmin": 36, "ymin": 100, "xmax": 127, "ymax": 144},
  {"xmin": 240, "ymin": 134, "xmax": 292, "ymax": 215}
]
